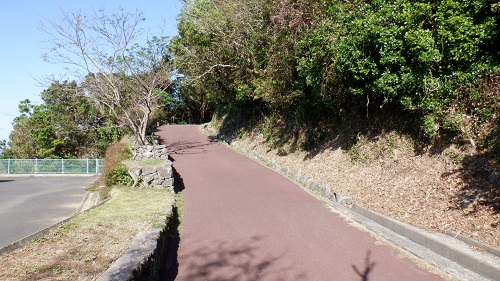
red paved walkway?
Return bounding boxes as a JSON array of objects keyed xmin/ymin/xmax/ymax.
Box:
[{"xmin": 156, "ymin": 125, "xmax": 447, "ymax": 281}]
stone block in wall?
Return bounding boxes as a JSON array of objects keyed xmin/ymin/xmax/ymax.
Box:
[
  {"xmin": 132, "ymin": 144, "xmax": 169, "ymax": 160},
  {"xmin": 127, "ymin": 159, "xmax": 175, "ymax": 192},
  {"xmin": 163, "ymin": 178, "xmax": 174, "ymax": 188},
  {"xmin": 143, "ymin": 167, "xmax": 157, "ymax": 176},
  {"xmin": 129, "ymin": 168, "xmax": 143, "ymax": 187},
  {"xmin": 143, "ymin": 174, "xmax": 155, "ymax": 185},
  {"xmin": 152, "ymin": 179, "xmax": 164, "ymax": 186},
  {"xmin": 157, "ymin": 162, "xmax": 173, "ymax": 178}
]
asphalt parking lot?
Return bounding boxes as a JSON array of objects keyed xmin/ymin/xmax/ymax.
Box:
[{"xmin": 0, "ymin": 176, "xmax": 96, "ymax": 248}]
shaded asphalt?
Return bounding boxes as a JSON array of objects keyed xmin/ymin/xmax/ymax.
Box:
[{"xmin": 156, "ymin": 124, "xmax": 449, "ymax": 281}]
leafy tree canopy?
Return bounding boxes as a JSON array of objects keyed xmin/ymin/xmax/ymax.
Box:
[
  {"xmin": 4, "ymin": 82, "xmax": 121, "ymax": 159},
  {"xmin": 171, "ymin": 0, "xmax": 500, "ymax": 151}
]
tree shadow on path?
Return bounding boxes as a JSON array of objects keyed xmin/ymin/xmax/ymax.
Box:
[
  {"xmin": 177, "ymin": 236, "xmax": 307, "ymax": 281},
  {"xmin": 162, "ymin": 140, "xmax": 213, "ymax": 155},
  {"xmin": 352, "ymin": 251, "xmax": 376, "ymax": 281}
]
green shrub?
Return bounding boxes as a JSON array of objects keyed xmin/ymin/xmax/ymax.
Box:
[
  {"xmin": 298, "ymin": 0, "xmax": 499, "ymax": 141},
  {"xmin": 422, "ymin": 115, "xmax": 438, "ymax": 139},
  {"xmin": 105, "ymin": 166, "xmax": 133, "ymax": 187},
  {"xmin": 97, "ymin": 140, "xmax": 133, "ymax": 195}
]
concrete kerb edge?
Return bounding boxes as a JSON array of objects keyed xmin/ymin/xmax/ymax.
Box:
[
  {"xmin": 75, "ymin": 191, "xmax": 93, "ymax": 214},
  {"xmin": 200, "ymin": 124, "xmax": 500, "ymax": 281},
  {"xmin": 444, "ymin": 230, "xmax": 500, "ymax": 258},
  {"xmin": 350, "ymin": 204, "xmax": 500, "ymax": 281}
]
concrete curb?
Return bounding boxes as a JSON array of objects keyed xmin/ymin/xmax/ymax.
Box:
[
  {"xmin": 75, "ymin": 191, "xmax": 94, "ymax": 213},
  {"xmin": 201, "ymin": 125, "xmax": 500, "ymax": 281},
  {"xmin": 351, "ymin": 204, "xmax": 500, "ymax": 281},
  {"xmin": 444, "ymin": 230, "xmax": 500, "ymax": 258}
]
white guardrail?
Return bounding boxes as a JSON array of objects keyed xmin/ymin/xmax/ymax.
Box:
[{"xmin": 0, "ymin": 159, "xmax": 103, "ymax": 174}]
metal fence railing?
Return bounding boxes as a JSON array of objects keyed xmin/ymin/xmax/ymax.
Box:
[{"xmin": 0, "ymin": 159, "xmax": 103, "ymax": 175}]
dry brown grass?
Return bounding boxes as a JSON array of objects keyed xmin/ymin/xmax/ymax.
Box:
[
  {"xmin": 123, "ymin": 159, "xmax": 164, "ymax": 168},
  {"xmin": 0, "ymin": 187, "xmax": 175, "ymax": 281}
]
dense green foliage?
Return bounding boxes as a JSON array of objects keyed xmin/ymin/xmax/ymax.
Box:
[
  {"xmin": 301, "ymin": 0, "xmax": 500, "ymax": 138},
  {"xmin": 171, "ymin": 0, "xmax": 500, "ymax": 152},
  {"xmin": 2, "ymin": 82, "xmax": 121, "ymax": 159}
]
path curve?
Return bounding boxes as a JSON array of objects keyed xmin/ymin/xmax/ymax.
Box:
[{"xmin": 156, "ymin": 124, "xmax": 447, "ymax": 281}]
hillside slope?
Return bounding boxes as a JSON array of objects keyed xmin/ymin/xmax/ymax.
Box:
[{"xmin": 205, "ymin": 121, "xmax": 499, "ymax": 249}]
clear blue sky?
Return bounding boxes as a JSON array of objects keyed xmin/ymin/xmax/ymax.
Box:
[{"xmin": 0, "ymin": 0, "xmax": 182, "ymax": 142}]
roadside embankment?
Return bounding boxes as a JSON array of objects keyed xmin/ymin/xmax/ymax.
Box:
[{"xmin": 200, "ymin": 123, "xmax": 500, "ymax": 281}]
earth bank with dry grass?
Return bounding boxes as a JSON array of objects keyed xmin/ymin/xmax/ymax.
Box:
[{"xmin": 204, "ymin": 118, "xmax": 499, "ymax": 249}]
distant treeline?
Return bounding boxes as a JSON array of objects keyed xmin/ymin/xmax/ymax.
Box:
[{"xmin": 0, "ymin": 82, "xmax": 122, "ymax": 159}]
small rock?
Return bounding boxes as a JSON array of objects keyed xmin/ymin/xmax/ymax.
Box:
[{"xmin": 489, "ymin": 172, "xmax": 499, "ymax": 182}]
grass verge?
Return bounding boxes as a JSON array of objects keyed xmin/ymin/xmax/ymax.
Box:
[{"xmin": 0, "ymin": 186, "xmax": 175, "ymax": 281}]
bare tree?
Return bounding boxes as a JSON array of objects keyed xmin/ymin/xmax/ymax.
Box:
[{"xmin": 40, "ymin": 8, "xmax": 173, "ymax": 145}]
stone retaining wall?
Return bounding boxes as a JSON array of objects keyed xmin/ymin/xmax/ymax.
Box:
[
  {"xmin": 133, "ymin": 145, "xmax": 169, "ymax": 160},
  {"xmin": 129, "ymin": 144, "xmax": 174, "ymax": 191},
  {"xmin": 129, "ymin": 160, "xmax": 174, "ymax": 191}
]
